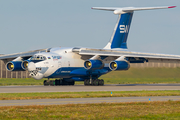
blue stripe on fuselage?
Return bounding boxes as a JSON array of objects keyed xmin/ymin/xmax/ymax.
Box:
[{"xmin": 47, "ymin": 67, "xmax": 110, "ymax": 79}]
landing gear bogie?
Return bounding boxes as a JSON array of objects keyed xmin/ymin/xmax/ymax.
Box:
[
  {"xmin": 43, "ymin": 79, "xmax": 75, "ymax": 86},
  {"xmin": 84, "ymin": 79, "xmax": 104, "ymax": 86}
]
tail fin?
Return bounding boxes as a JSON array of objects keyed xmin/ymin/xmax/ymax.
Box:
[
  {"xmin": 107, "ymin": 12, "xmax": 133, "ymax": 49},
  {"xmin": 92, "ymin": 6, "xmax": 176, "ymax": 49}
]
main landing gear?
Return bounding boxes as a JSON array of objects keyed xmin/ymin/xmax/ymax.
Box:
[
  {"xmin": 84, "ymin": 79, "xmax": 104, "ymax": 86},
  {"xmin": 43, "ymin": 79, "xmax": 75, "ymax": 86}
]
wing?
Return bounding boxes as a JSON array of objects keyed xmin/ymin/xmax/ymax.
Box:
[
  {"xmin": 72, "ymin": 48, "xmax": 180, "ymax": 63},
  {"xmin": 0, "ymin": 48, "xmax": 50, "ymax": 64}
]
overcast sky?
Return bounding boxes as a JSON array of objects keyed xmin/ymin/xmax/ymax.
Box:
[{"xmin": 0, "ymin": 0, "xmax": 180, "ymax": 55}]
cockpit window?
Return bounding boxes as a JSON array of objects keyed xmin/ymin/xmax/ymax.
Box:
[{"xmin": 30, "ymin": 55, "xmax": 46, "ymax": 61}]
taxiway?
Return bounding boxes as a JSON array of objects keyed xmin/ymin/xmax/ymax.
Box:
[
  {"xmin": 0, "ymin": 96, "xmax": 180, "ymax": 106},
  {"xmin": 0, "ymin": 84, "xmax": 180, "ymax": 93}
]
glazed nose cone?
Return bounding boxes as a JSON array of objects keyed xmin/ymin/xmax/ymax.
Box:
[{"xmin": 28, "ymin": 62, "xmax": 44, "ymax": 80}]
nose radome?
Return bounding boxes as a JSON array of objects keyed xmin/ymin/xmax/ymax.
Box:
[
  {"xmin": 28, "ymin": 62, "xmax": 36, "ymax": 71},
  {"xmin": 27, "ymin": 62, "xmax": 44, "ymax": 80}
]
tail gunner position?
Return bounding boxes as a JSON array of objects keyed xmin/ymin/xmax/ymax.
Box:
[{"xmin": 1, "ymin": 6, "xmax": 179, "ymax": 86}]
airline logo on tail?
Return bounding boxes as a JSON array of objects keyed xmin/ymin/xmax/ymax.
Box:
[
  {"xmin": 120, "ymin": 25, "xmax": 129, "ymax": 33},
  {"xmin": 92, "ymin": 6, "xmax": 176, "ymax": 49}
]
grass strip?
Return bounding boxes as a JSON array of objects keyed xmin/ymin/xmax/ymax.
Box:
[
  {"xmin": 0, "ymin": 78, "xmax": 44, "ymax": 86},
  {"xmin": 0, "ymin": 78, "xmax": 180, "ymax": 86},
  {"xmin": 1, "ymin": 68, "xmax": 180, "ymax": 85},
  {"xmin": 1, "ymin": 90, "xmax": 180, "ymax": 100},
  {"xmin": 0, "ymin": 101, "xmax": 180, "ymax": 119}
]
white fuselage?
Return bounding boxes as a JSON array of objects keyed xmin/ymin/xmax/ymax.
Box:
[{"xmin": 28, "ymin": 47, "xmax": 86, "ymax": 80}]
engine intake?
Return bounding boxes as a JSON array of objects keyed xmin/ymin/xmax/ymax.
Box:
[
  {"xmin": 84, "ymin": 60, "xmax": 104, "ymax": 70},
  {"xmin": 6, "ymin": 61, "xmax": 25, "ymax": 71},
  {"xmin": 109, "ymin": 60, "xmax": 130, "ymax": 71},
  {"xmin": 21, "ymin": 60, "xmax": 29, "ymax": 70}
]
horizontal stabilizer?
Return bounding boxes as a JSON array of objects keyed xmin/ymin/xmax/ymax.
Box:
[{"xmin": 92, "ymin": 6, "xmax": 176, "ymax": 14}]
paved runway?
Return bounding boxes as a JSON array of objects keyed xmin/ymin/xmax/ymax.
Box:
[
  {"xmin": 0, "ymin": 96, "xmax": 180, "ymax": 106},
  {"xmin": 0, "ymin": 84, "xmax": 180, "ymax": 93},
  {"xmin": 0, "ymin": 84, "xmax": 180, "ymax": 106}
]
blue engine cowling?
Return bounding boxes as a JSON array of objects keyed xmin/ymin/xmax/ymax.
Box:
[
  {"xmin": 109, "ymin": 60, "xmax": 130, "ymax": 71},
  {"xmin": 6, "ymin": 61, "xmax": 25, "ymax": 71},
  {"xmin": 84, "ymin": 60, "xmax": 104, "ymax": 70},
  {"xmin": 21, "ymin": 60, "xmax": 30, "ymax": 70}
]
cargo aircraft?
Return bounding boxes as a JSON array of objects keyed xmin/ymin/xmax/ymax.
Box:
[{"xmin": 0, "ymin": 6, "xmax": 179, "ymax": 86}]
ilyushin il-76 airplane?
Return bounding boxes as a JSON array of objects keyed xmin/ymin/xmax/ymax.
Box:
[{"xmin": 0, "ymin": 6, "xmax": 178, "ymax": 86}]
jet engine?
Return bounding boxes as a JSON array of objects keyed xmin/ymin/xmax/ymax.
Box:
[
  {"xmin": 84, "ymin": 60, "xmax": 104, "ymax": 70},
  {"xmin": 6, "ymin": 61, "xmax": 25, "ymax": 71},
  {"xmin": 21, "ymin": 60, "xmax": 29, "ymax": 70},
  {"xmin": 109, "ymin": 60, "xmax": 130, "ymax": 71}
]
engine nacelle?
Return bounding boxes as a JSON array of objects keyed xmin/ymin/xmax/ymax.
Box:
[
  {"xmin": 84, "ymin": 60, "xmax": 104, "ymax": 70},
  {"xmin": 6, "ymin": 61, "xmax": 25, "ymax": 71},
  {"xmin": 21, "ymin": 60, "xmax": 30, "ymax": 70},
  {"xmin": 109, "ymin": 60, "xmax": 130, "ymax": 71}
]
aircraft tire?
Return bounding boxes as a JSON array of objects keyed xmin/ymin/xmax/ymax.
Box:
[
  {"xmin": 84, "ymin": 80, "xmax": 87, "ymax": 85},
  {"xmin": 98, "ymin": 79, "xmax": 102, "ymax": 86},
  {"xmin": 62, "ymin": 81, "xmax": 68, "ymax": 85},
  {"xmin": 92, "ymin": 80, "xmax": 95, "ymax": 86},
  {"xmin": 69, "ymin": 81, "xmax": 75, "ymax": 85},
  {"xmin": 86, "ymin": 79, "xmax": 90, "ymax": 85},
  {"xmin": 84, "ymin": 79, "xmax": 90, "ymax": 86},
  {"xmin": 59, "ymin": 80, "xmax": 63, "ymax": 85},
  {"xmin": 50, "ymin": 80, "xmax": 55, "ymax": 86},
  {"xmin": 101, "ymin": 79, "xmax": 104, "ymax": 86},
  {"xmin": 55, "ymin": 79, "xmax": 60, "ymax": 85},
  {"xmin": 44, "ymin": 80, "xmax": 49, "ymax": 86},
  {"xmin": 97, "ymin": 79, "xmax": 104, "ymax": 86},
  {"xmin": 93, "ymin": 80, "xmax": 99, "ymax": 86}
]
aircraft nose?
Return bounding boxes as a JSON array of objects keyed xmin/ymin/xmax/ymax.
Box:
[
  {"xmin": 28, "ymin": 62, "xmax": 36, "ymax": 71},
  {"xmin": 33, "ymin": 72, "xmax": 44, "ymax": 80},
  {"xmin": 27, "ymin": 62, "xmax": 44, "ymax": 80}
]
